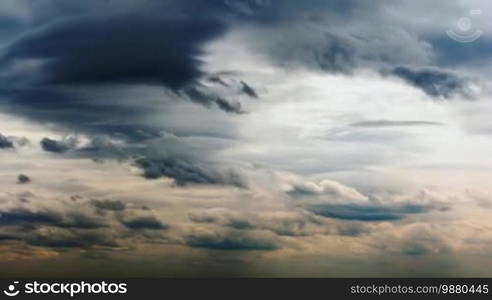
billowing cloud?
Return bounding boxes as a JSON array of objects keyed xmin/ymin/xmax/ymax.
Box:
[
  {"xmin": 0, "ymin": 0, "xmax": 491, "ymax": 277},
  {"xmin": 135, "ymin": 157, "xmax": 244, "ymax": 187}
]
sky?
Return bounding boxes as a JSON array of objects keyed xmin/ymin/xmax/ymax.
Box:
[{"xmin": 0, "ymin": 0, "xmax": 492, "ymax": 277}]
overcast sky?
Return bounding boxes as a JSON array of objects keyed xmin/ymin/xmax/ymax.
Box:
[{"xmin": 1, "ymin": 0, "xmax": 492, "ymax": 277}]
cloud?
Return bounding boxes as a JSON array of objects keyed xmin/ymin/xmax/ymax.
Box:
[
  {"xmin": 0, "ymin": 208, "xmax": 106, "ymax": 229},
  {"xmin": 0, "ymin": 133, "xmax": 14, "ymax": 149},
  {"xmin": 40, "ymin": 136, "xmax": 77, "ymax": 153},
  {"xmin": 287, "ymin": 179, "xmax": 450, "ymax": 221},
  {"xmin": 120, "ymin": 216, "xmax": 169, "ymax": 230},
  {"xmin": 1, "ymin": 15, "xmax": 225, "ymax": 90},
  {"xmin": 17, "ymin": 174, "xmax": 30, "ymax": 184},
  {"xmin": 90, "ymin": 199, "xmax": 126, "ymax": 212},
  {"xmin": 240, "ymin": 81, "xmax": 259, "ymax": 98},
  {"xmin": 26, "ymin": 229, "xmax": 118, "ymax": 249},
  {"xmin": 390, "ymin": 66, "xmax": 476, "ymax": 99},
  {"xmin": 307, "ymin": 203, "xmax": 431, "ymax": 221},
  {"xmin": 135, "ymin": 157, "xmax": 244, "ymax": 187},
  {"xmin": 287, "ymin": 179, "xmax": 368, "ymax": 202},
  {"xmin": 189, "ymin": 207, "xmax": 367, "ymax": 237},
  {"xmin": 350, "ymin": 120, "xmax": 444, "ymax": 128},
  {"xmin": 182, "ymin": 86, "xmax": 245, "ymax": 114},
  {"xmin": 185, "ymin": 231, "xmax": 279, "ymax": 251}
]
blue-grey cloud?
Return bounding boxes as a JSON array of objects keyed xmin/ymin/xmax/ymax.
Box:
[
  {"xmin": 307, "ymin": 202, "xmax": 449, "ymax": 222},
  {"xmin": 0, "ymin": 208, "xmax": 106, "ymax": 229},
  {"xmin": 40, "ymin": 137, "xmax": 76, "ymax": 153},
  {"xmin": 121, "ymin": 216, "xmax": 169, "ymax": 230},
  {"xmin": 186, "ymin": 232, "xmax": 279, "ymax": 251},
  {"xmin": 182, "ymin": 86, "xmax": 245, "ymax": 114},
  {"xmin": 390, "ymin": 66, "xmax": 474, "ymax": 99},
  {"xmin": 135, "ymin": 157, "xmax": 245, "ymax": 187},
  {"xmin": 1, "ymin": 15, "xmax": 225, "ymax": 90},
  {"xmin": 0, "ymin": 133, "xmax": 14, "ymax": 149}
]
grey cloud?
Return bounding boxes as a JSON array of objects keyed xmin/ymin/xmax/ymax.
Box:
[
  {"xmin": 287, "ymin": 179, "xmax": 368, "ymax": 202},
  {"xmin": 240, "ymin": 81, "xmax": 259, "ymax": 98},
  {"xmin": 77, "ymin": 136, "xmax": 129, "ymax": 160},
  {"xmin": 0, "ymin": 133, "xmax": 14, "ymax": 149},
  {"xmin": 182, "ymin": 86, "xmax": 245, "ymax": 114},
  {"xmin": 91, "ymin": 199, "xmax": 126, "ymax": 212},
  {"xmin": 373, "ymin": 224, "xmax": 453, "ymax": 257},
  {"xmin": 263, "ymin": 31, "xmax": 357, "ymax": 74},
  {"xmin": 121, "ymin": 216, "xmax": 169, "ymax": 230},
  {"xmin": 190, "ymin": 212, "xmax": 254, "ymax": 231},
  {"xmin": 307, "ymin": 201, "xmax": 450, "ymax": 222},
  {"xmin": 26, "ymin": 230, "xmax": 118, "ymax": 249},
  {"xmin": 1, "ymin": 15, "xmax": 225, "ymax": 90},
  {"xmin": 350, "ymin": 120, "xmax": 444, "ymax": 128},
  {"xmin": 17, "ymin": 174, "xmax": 30, "ymax": 184},
  {"xmin": 135, "ymin": 157, "xmax": 244, "ymax": 187},
  {"xmin": 215, "ymin": 97, "xmax": 245, "ymax": 114},
  {"xmin": 0, "ymin": 208, "xmax": 106, "ymax": 229},
  {"xmin": 288, "ymin": 179, "xmax": 450, "ymax": 222},
  {"xmin": 307, "ymin": 203, "xmax": 419, "ymax": 221},
  {"xmin": 185, "ymin": 232, "xmax": 279, "ymax": 251},
  {"xmin": 40, "ymin": 136, "xmax": 77, "ymax": 153},
  {"xmin": 0, "ymin": 209, "xmax": 61, "ymax": 226},
  {"xmin": 390, "ymin": 66, "xmax": 475, "ymax": 99},
  {"xmin": 207, "ymin": 76, "xmax": 230, "ymax": 87},
  {"xmin": 189, "ymin": 209, "xmax": 362, "ymax": 237}
]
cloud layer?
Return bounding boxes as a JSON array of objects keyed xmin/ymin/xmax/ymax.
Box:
[{"xmin": 0, "ymin": 0, "xmax": 491, "ymax": 277}]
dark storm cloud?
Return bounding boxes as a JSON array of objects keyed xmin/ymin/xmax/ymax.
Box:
[
  {"xmin": 0, "ymin": 133, "xmax": 14, "ymax": 149},
  {"xmin": 135, "ymin": 157, "xmax": 245, "ymax": 187},
  {"xmin": 2, "ymin": 15, "xmax": 225, "ymax": 90},
  {"xmin": 350, "ymin": 120, "xmax": 444, "ymax": 128},
  {"xmin": 17, "ymin": 174, "xmax": 30, "ymax": 184},
  {"xmin": 0, "ymin": 209, "xmax": 60, "ymax": 226},
  {"xmin": 390, "ymin": 66, "xmax": 474, "ymax": 99},
  {"xmin": 120, "ymin": 216, "xmax": 169, "ymax": 230},
  {"xmin": 40, "ymin": 137, "xmax": 76, "ymax": 153},
  {"xmin": 0, "ymin": 208, "xmax": 106, "ymax": 229},
  {"xmin": 91, "ymin": 199, "xmax": 126, "ymax": 212},
  {"xmin": 185, "ymin": 232, "xmax": 279, "ymax": 251},
  {"xmin": 307, "ymin": 202, "xmax": 449, "ymax": 222}
]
